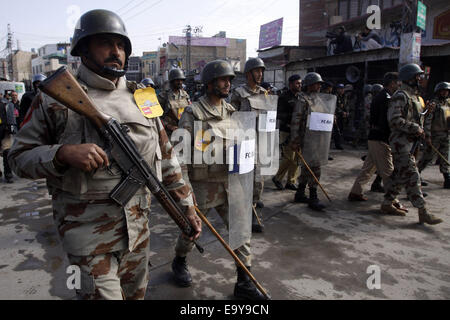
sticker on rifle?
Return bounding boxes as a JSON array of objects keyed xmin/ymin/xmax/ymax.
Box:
[
  {"xmin": 177, "ymin": 107, "xmax": 185, "ymax": 120},
  {"xmin": 134, "ymin": 87, "xmax": 164, "ymax": 119},
  {"xmin": 195, "ymin": 129, "xmax": 212, "ymax": 152}
]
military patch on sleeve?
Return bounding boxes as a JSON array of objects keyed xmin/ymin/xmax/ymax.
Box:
[{"xmin": 134, "ymin": 87, "xmax": 164, "ymax": 119}]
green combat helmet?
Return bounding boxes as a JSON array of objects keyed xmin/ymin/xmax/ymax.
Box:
[
  {"xmin": 169, "ymin": 68, "xmax": 186, "ymax": 82},
  {"xmin": 244, "ymin": 58, "xmax": 266, "ymax": 74},
  {"xmin": 304, "ymin": 72, "xmax": 324, "ymax": 87},
  {"xmin": 399, "ymin": 63, "xmax": 424, "ymax": 82},
  {"xmin": 363, "ymin": 84, "xmax": 373, "ymax": 96},
  {"xmin": 372, "ymin": 84, "xmax": 384, "ymax": 96},
  {"xmin": 201, "ymin": 60, "xmax": 236, "ymax": 85},
  {"xmin": 434, "ymin": 82, "xmax": 450, "ymax": 93},
  {"xmin": 70, "ymin": 9, "xmax": 132, "ymax": 77}
]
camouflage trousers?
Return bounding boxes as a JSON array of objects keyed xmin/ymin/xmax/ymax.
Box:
[
  {"xmin": 418, "ymin": 133, "xmax": 450, "ymax": 174},
  {"xmin": 67, "ymin": 238, "xmax": 150, "ymax": 300},
  {"xmin": 253, "ymin": 164, "xmax": 264, "ymax": 203},
  {"xmin": 383, "ymin": 153, "xmax": 426, "ymax": 209},
  {"xmin": 175, "ymin": 202, "xmax": 252, "ymax": 267},
  {"xmin": 298, "ymin": 165, "xmax": 321, "ymax": 189}
]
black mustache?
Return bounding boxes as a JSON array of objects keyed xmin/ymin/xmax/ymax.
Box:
[{"xmin": 104, "ymin": 57, "xmax": 123, "ymax": 65}]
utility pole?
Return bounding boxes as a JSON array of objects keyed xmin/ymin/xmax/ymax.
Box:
[
  {"xmin": 399, "ymin": 0, "xmax": 423, "ymax": 67},
  {"xmin": 7, "ymin": 24, "xmax": 14, "ymax": 80},
  {"xmin": 184, "ymin": 25, "xmax": 192, "ymax": 75}
]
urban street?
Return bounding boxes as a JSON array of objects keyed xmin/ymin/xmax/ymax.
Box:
[{"xmin": 1, "ymin": 147, "xmax": 449, "ymax": 300}]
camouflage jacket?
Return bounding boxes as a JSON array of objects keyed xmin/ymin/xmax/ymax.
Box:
[
  {"xmin": 158, "ymin": 88, "xmax": 191, "ymax": 134},
  {"xmin": 290, "ymin": 92, "xmax": 313, "ymax": 147},
  {"xmin": 424, "ymin": 97, "xmax": 450, "ymax": 136},
  {"xmin": 335, "ymin": 94, "xmax": 348, "ymax": 118},
  {"xmin": 9, "ymin": 64, "xmax": 194, "ymax": 256},
  {"xmin": 178, "ymin": 96, "xmax": 236, "ymax": 209},
  {"xmin": 387, "ymin": 83, "xmax": 423, "ymax": 154},
  {"xmin": 230, "ymin": 85, "xmax": 267, "ymax": 112}
]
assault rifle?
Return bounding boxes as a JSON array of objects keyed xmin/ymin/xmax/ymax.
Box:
[{"xmin": 39, "ymin": 66, "xmax": 204, "ymax": 253}]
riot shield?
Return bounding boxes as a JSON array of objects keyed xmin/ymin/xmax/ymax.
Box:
[
  {"xmin": 247, "ymin": 94, "xmax": 280, "ymax": 177},
  {"xmin": 227, "ymin": 111, "xmax": 257, "ymax": 250},
  {"xmin": 302, "ymin": 93, "xmax": 337, "ymax": 167}
]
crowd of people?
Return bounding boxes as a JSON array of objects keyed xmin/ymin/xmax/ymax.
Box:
[
  {"xmin": 2, "ymin": 9, "xmax": 449, "ymax": 300},
  {"xmin": 0, "ymin": 74, "xmax": 46, "ymax": 183}
]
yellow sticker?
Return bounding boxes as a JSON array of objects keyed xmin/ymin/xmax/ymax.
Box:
[
  {"xmin": 134, "ymin": 87, "xmax": 164, "ymax": 119},
  {"xmin": 195, "ymin": 130, "xmax": 212, "ymax": 152},
  {"xmin": 177, "ymin": 107, "xmax": 185, "ymax": 120},
  {"xmin": 419, "ymin": 96, "xmax": 426, "ymax": 110}
]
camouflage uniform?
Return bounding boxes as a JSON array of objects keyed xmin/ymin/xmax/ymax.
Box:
[
  {"xmin": 291, "ymin": 92, "xmax": 321, "ymax": 188},
  {"xmin": 383, "ymin": 84, "xmax": 426, "ymax": 209},
  {"xmin": 175, "ymin": 96, "xmax": 252, "ymax": 267},
  {"xmin": 418, "ymin": 97, "xmax": 450, "ymax": 174},
  {"xmin": 230, "ymin": 85, "xmax": 268, "ymax": 204},
  {"xmin": 8, "ymin": 64, "xmax": 194, "ymax": 300},
  {"xmin": 158, "ymin": 88, "xmax": 191, "ymax": 137},
  {"xmin": 333, "ymin": 93, "xmax": 348, "ymax": 145}
]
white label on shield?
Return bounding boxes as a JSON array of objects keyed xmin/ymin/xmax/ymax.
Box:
[
  {"xmin": 309, "ymin": 112, "xmax": 334, "ymax": 132},
  {"xmin": 259, "ymin": 111, "xmax": 277, "ymax": 132},
  {"xmin": 239, "ymin": 139, "xmax": 256, "ymax": 174}
]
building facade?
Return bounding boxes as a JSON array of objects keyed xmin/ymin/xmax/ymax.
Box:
[{"xmin": 31, "ymin": 43, "xmax": 70, "ymax": 77}]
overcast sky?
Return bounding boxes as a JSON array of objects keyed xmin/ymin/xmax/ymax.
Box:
[{"xmin": 0, "ymin": 0, "xmax": 299, "ymax": 59}]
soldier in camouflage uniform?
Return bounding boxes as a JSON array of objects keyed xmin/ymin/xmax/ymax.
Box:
[
  {"xmin": 230, "ymin": 57, "xmax": 268, "ymax": 232},
  {"xmin": 382, "ymin": 64, "xmax": 442, "ymax": 225},
  {"xmin": 418, "ymin": 82, "xmax": 450, "ymax": 188},
  {"xmin": 333, "ymin": 84, "xmax": 348, "ymax": 150},
  {"xmin": 8, "ymin": 10, "xmax": 201, "ymax": 300},
  {"xmin": 158, "ymin": 68, "xmax": 191, "ymax": 137},
  {"xmin": 171, "ymin": 60, "xmax": 266, "ymax": 300},
  {"xmin": 292, "ymin": 72, "xmax": 327, "ymax": 211}
]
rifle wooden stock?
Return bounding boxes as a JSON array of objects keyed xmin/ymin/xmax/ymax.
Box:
[
  {"xmin": 38, "ymin": 66, "xmax": 204, "ymax": 254},
  {"xmin": 38, "ymin": 66, "xmax": 110, "ymax": 129}
]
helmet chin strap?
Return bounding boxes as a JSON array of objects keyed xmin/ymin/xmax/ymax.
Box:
[{"xmin": 85, "ymin": 52, "xmax": 128, "ymax": 78}]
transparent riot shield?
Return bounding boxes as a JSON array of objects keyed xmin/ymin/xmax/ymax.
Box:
[
  {"xmin": 302, "ymin": 93, "xmax": 337, "ymax": 167},
  {"xmin": 227, "ymin": 111, "xmax": 257, "ymax": 250},
  {"xmin": 247, "ymin": 94, "xmax": 280, "ymax": 177}
]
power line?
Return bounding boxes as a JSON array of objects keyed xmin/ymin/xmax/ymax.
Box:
[
  {"xmin": 121, "ymin": 0, "xmax": 148, "ymax": 18},
  {"xmin": 123, "ymin": 0, "xmax": 165, "ymax": 21},
  {"xmin": 116, "ymin": 0, "xmax": 138, "ymax": 14}
]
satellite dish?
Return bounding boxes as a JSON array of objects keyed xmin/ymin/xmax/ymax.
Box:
[{"xmin": 346, "ymin": 65, "xmax": 361, "ymax": 83}]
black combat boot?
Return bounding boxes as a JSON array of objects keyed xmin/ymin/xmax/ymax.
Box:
[
  {"xmin": 294, "ymin": 184, "xmax": 309, "ymax": 203},
  {"xmin": 370, "ymin": 175, "xmax": 384, "ymax": 193},
  {"xmin": 308, "ymin": 188, "xmax": 326, "ymax": 211},
  {"xmin": 252, "ymin": 206, "xmax": 264, "ymax": 234},
  {"xmin": 419, "ymin": 172, "xmax": 428, "ymax": 187},
  {"xmin": 3, "ymin": 149, "xmax": 13, "ymax": 184},
  {"xmin": 171, "ymin": 256, "xmax": 192, "ymax": 287},
  {"xmin": 234, "ymin": 267, "xmax": 267, "ymax": 300},
  {"xmin": 443, "ymin": 173, "xmax": 450, "ymax": 189}
]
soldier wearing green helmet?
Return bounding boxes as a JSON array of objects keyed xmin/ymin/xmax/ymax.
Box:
[
  {"xmin": 171, "ymin": 60, "xmax": 266, "ymax": 300},
  {"xmin": 291, "ymin": 72, "xmax": 335, "ymax": 212},
  {"xmin": 382, "ymin": 63, "xmax": 443, "ymax": 225},
  {"xmin": 9, "ymin": 9, "xmax": 202, "ymax": 300},
  {"xmin": 230, "ymin": 57, "xmax": 269, "ymax": 233},
  {"xmin": 418, "ymin": 81, "xmax": 450, "ymax": 188},
  {"xmin": 158, "ymin": 68, "xmax": 191, "ymax": 137}
]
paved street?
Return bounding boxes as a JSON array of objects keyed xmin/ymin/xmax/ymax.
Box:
[{"xmin": 0, "ymin": 148, "xmax": 449, "ymax": 300}]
